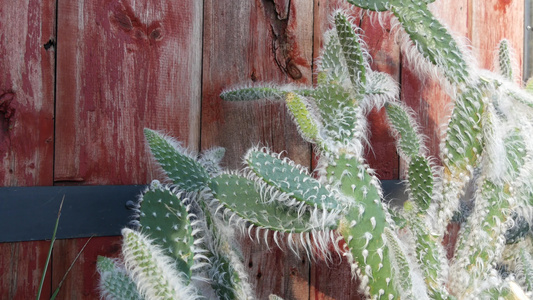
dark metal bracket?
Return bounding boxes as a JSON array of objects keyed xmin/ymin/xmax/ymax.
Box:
[
  {"xmin": 525, "ymin": 0, "xmax": 533, "ymax": 79},
  {"xmin": 0, "ymin": 181, "xmax": 406, "ymax": 243}
]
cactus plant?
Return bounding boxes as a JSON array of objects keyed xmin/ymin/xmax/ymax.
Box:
[{"xmin": 98, "ymin": 1, "xmax": 533, "ymax": 299}]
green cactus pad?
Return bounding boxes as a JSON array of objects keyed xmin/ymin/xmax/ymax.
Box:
[
  {"xmin": 220, "ymin": 86, "xmax": 287, "ymax": 102},
  {"xmin": 245, "ymin": 149, "xmax": 341, "ymax": 211},
  {"xmin": 347, "ymin": 0, "xmax": 437, "ymax": 12},
  {"xmin": 394, "ymin": 5, "xmax": 468, "ymax": 83},
  {"xmin": 452, "ymin": 180, "xmax": 514, "ymax": 293},
  {"xmin": 144, "ymin": 129, "xmax": 211, "ymax": 191},
  {"xmin": 385, "ymin": 102, "xmax": 422, "ymax": 159},
  {"xmin": 329, "ymin": 154, "xmax": 397, "ymax": 298},
  {"xmin": 97, "ymin": 256, "xmax": 143, "ymax": 300},
  {"xmin": 348, "ymin": 0, "xmax": 468, "ymax": 83},
  {"xmin": 407, "ymin": 155, "xmax": 434, "ymax": 212},
  {"xmin": 408, "ymin": 221, "xmax": 449, "ymax": 299},
  {"xmin": 210, "ymin": 173, "xmax": 332, "ymax": 233},
  {"xmin": 320, "ymin": 31, "xmax": 349, "ymax": 84},
  {"xmin": 285, "ymin": 92, "xmax": 322, "ymax": 144},
  {"xmin": 383, "ymin": 227, "xmax": 419, "ymax": 298},
  {"xmin": 137, "ymin": 185, "xmax": 195, "ymax": 280},
  {"xmin": 506, "ymin": 88, "xmax": 533, "ymax": 109},
  {"xmin": 334, "ymin": 12, "xmax": 367, "ymax": 92},
  {"xmin": 209, "ymin": 254, "xmax": 241, "ymax": 299},
  {"xmin": 443, "ymin": 85, "xmax": 484, "ymax": 181},
  {"xmin": 121, "ymin": 228, "xmax": 199, "ymax": 300},
  {"xmin": 200, "ymin": 206, "xmax": 253, "ymax": 300},
  {"xmin": 497, "ymin": 39, "xmax": 514, "ymax": 81},
  {"xmin": 312, "ymin": 83, "xmax": 359, "ymax": 145}
]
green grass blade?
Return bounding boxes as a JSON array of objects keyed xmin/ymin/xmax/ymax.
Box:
[
  {"xmin": 50, "ymin": 236, "xmax": 93, "ymax": 300},
  {"xmin": 36, "ymin": 196, "xmax": 64, "ymax": 300}
]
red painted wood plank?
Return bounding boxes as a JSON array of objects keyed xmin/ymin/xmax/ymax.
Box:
[
  {"xmin": 0, "ymin": 0, "xmax": 55, "ymax": 187},
  {"xmin": 54, "ymin": 0, "xmax": 203, "ymax": 185},
  {"xmin": 0, "ymin": 241, "xmax": 52, "ymax": 300},
  {"xmin": 202, "ymin": 0, "xmax": 314, "ymax": 298},
  {"xmin": 52, "ymin": 1, "xmax": 203, "ymax": 299},
  {"xmin": 471, "ymin": 0, "xmax": 524, "ymax": 78},
  {"xmin": 0, "ymin": 1, "xmax": 56, "ymax": 298}
]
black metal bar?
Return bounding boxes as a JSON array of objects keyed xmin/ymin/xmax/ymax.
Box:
[
  {"xmin": 0, "ymin": 181, "xmax": 406, "ymax": 243},
  {"xmin": 0, "ymin": 185, "xmax": 145, "ymax": 243}
]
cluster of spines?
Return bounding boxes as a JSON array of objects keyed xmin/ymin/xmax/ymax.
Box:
[{"xmin": 144, "ymin": 128, "xmax": 211, "ymax": 192}]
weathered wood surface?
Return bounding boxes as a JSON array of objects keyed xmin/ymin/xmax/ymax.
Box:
[
  {"xmin": 0, "ymin": 1, "xmax": 56, "ymax": 299},
  {"xmin": 54, "ymin": 0, "xmax": 203, "ymax": 185},
  {"xmin": 0, "ymin": 0, "xmax": 526, "ymax": 299},
  {"xmin": 471, "ymin": 0, "xmax": 524, "ymax": 76},
  {"xmin": 49, "ymin": 1, "xmax": 204, "ymax": 299},
  {"xmin": 202, "ymin": 0, "xmax": 314, "ymax": 298}
]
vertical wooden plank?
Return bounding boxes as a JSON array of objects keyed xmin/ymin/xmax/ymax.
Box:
[
  {"xmin": 0, "ymin": 0, "xmax": 55, "ymax": 187},
  {"xmin": 0, "ymin": 241, "xmax": 52, "ymax": 300},
  {"xmin": 52, "ymin": 1, "xmax": 203, "ymax": 299},
  {"xmin": 311, "ymin": 3, "xmax": 400, "ymax": 298},
  {"xmin": 54, "ymin": 0, "xmax": 203, "ymax": 185},
  {"xmin": 202, "ymin": 0, "xmax": 313, "ymax": 298},
  {"xmin": 0, "ymin": 0, "xmax": 55, "ymax": 298},
  {"xmin": 471, "ymin": 0, "xmax": 524, "ymax": 76}
]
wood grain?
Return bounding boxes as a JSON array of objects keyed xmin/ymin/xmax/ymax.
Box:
[
  {"xmin": 51, "ymin": 1, "xmax": 203, "ymax": 298},
  {"xmin": 0, "ymin": 0, "xmax": 56, "ymax": 298},
  {"xmin": 202, "ymin": 0, "xmax": 314, "ymax": 298},
  {"xmin": 0, "ymin": 0, "xmax": 55, "ymax": 187},
  {"xmin": 0, "ymin": 241, "xmax": 52, "ymax": 300},
  {"xmin": 54, "ymin": 0, "xmax": 203, "ymax": 185}
]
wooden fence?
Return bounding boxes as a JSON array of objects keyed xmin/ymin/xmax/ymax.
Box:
[{"xmin": 0, "ymin": 0, "xmax": 525, "ymax": 299}]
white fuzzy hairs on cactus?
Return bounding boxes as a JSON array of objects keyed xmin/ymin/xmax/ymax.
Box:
[
  {"xmin": 121, "ymin": 228, "xmax": 201, "ymax": 300},
  {"xmin": 203, "ymin": 165, "xmax": 342, "ymax": 260}
]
